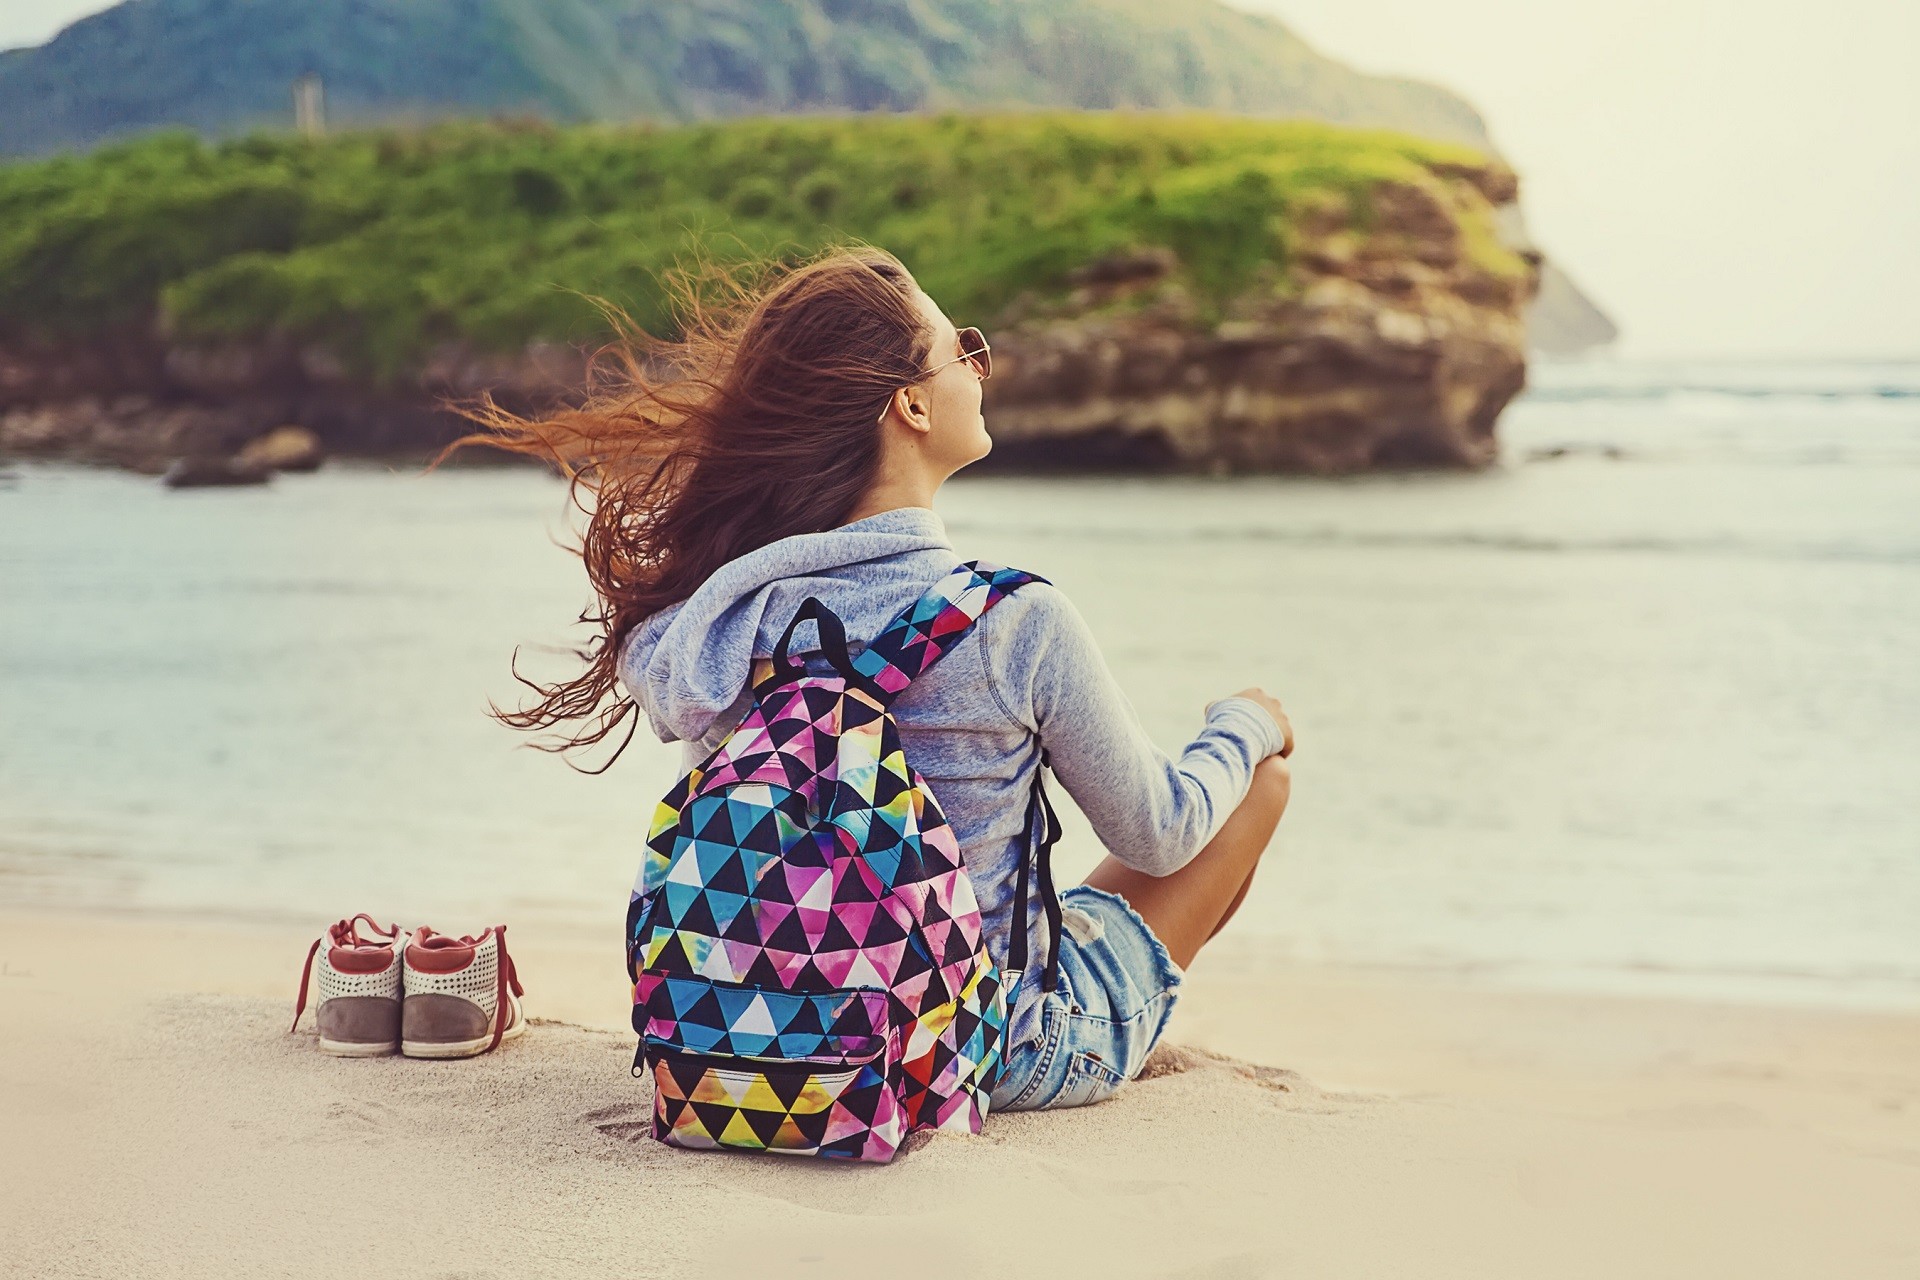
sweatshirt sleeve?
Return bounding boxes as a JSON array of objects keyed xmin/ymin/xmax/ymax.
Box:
[{"xmin": 983, "ymin": 583, "xmax": 1286, "ymax": 878}]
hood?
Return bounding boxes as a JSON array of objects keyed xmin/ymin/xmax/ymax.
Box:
[{"xmin": 619, "ymin": 505, "xmax": 965, "ymax": 744}]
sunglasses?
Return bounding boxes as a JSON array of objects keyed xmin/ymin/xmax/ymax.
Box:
[{"xmin": 924, "ymin": 326, "xmax": 992, "ymax": 381}]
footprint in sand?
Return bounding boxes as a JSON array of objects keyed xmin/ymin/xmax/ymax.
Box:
[
  {"xmin": 1141, "ymin": 1041, "xmax": 1313, "ymax": 1094},
  {"xmin": 583, "ymin": 1101, "xmax": 654, "ymax": 1142}
]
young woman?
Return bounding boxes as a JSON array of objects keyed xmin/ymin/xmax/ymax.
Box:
[{"xmin": 460, "ymin": 246, "xmax": 1293, "ymax": 1112}]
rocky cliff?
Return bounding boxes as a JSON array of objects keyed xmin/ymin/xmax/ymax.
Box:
[
  {"xmin": 0, "ymin": 118, "xmax": 1536, "ymax": 476},
  {"xmin": 0, "ymin": 189, "xmax": 1534, "ymax": 476},
  {"xmin": 0, "ymin": 336, "xmax": 581, "ymax": 472},
  {"xmin": 983, "ymin": 167, "xmax": 1533, "ymax": 471}
]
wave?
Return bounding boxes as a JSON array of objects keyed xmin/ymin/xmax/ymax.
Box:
[
  {"xmin": 1525, "ymin": 358, "xmax": 1920, "ymax": 403},
  {"xmin": 955, "ymin": 519, "xmax": 1920, "ymax": 565},
  {"xmin": 1505, "ymin": 360, "xmax": 1920, "ymax": 467},
  {"xmin": 1526, "ymin": 384, "xmax": 1920, "ymax": 404},
  {"xmin": 1258, "ymin": 951, "xmax": 1920, "ymax": 990}
]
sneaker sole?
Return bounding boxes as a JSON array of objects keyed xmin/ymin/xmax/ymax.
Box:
[
  {"xmin": 401, "ymin": 999, "xmax": 526, "ymax": 1059},
  {"xmin": 318, "ymin": 1037, "xmax": 399, "ymax": 1057}
]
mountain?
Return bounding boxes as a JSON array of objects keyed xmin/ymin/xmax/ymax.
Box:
[
  {"xmin": 0, "ymin": 0, "xmax": 1492, "ymax": 154},
  {"xmin": 0, "ymin": 0, "xmax": 1613, "ymax": 351},
  {"xmin": 1523, "ymin": 255, "xmax": 1621, "ymax": 354}
]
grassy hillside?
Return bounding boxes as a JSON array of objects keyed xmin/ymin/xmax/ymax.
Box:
[
  {"xmin": 0, "ymin": 0, "xmax": 1488, "ymax": 157},
  {"xmin": 0, "ymin": 114, "xmax": 1520, "ymax": 382}
]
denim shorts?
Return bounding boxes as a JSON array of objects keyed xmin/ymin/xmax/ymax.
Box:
[{"xmin": 988, "ymin": 885, "xmax": 1185, "ymax": 1112}]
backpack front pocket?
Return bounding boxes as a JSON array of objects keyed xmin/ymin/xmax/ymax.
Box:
[
  {"xmin": 645, "ymin": 1047, "xmax": 901, "ymax": 1160},
  {"xmin": 636, "ymin": 974, "xmax": 902, "ymax": 1160}
]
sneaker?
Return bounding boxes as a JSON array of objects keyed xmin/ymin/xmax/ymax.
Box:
[
  {"xmin": 401, "ymin": 924, "xmax": 525, "ymax": 1059},
  {"xmin": 290, "ymin": 914, "xmax": 403, "ymax": 1056}
]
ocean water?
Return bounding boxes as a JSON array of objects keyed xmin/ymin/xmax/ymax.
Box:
[{"xmin": 3, "ymin": 358, "xmax": 1917, "ymax": 1009}]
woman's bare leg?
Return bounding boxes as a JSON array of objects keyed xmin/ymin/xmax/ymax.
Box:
[
  {"xmin": 1208, "ymin": 862, "xmax": 1260, "ymax": 943},
  {"xmin": 1078, "ymin": 756, "xmax": 1290, "ymax": 970}
]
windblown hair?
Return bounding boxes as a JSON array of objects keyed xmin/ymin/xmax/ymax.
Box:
[{"xmin": 440, "ymin": 245, "xmax": 933, "ymax": 768}]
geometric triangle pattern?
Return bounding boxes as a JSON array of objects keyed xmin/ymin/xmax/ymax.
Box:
[
  {"xmin": 628, "ymin": 561, "xmax": 1048, "ymax": 1163},
  {"xmin": 851, "ymin": 561, "xmax": 1042, "ymax": 705}
]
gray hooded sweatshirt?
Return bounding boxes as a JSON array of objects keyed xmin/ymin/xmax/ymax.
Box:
[{"xmin": 618, "ymin": 504, "xmax": 1285, "ymax": 1049}]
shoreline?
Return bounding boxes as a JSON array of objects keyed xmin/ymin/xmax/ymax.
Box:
[
  {"xmin": 10, "ymin": 897, "xmax": 1916, "ymax": 1022},
  {"xmin": 4, "ymin": 905, "xmax": 1916, "ymax": 1276}
]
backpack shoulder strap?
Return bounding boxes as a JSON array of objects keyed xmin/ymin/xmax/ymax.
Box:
[
  {"xmin": 856, "ymin": 558, "xmax": 1068, "ymax": 996},
  {"xmin": 852, "ymin": 560, "xmax": 1047, "ymax": 702}
]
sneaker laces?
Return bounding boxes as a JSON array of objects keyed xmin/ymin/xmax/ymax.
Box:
[
  {"xmin": 407, "ymin": 924, "xmax": 525, "ymax": 1054},
  {"xmin": 488, "ymin": 923, "xmax": 524, "ymax": 1053},
  {"xmin": 289, "ymin": 913, "xmax": 398, "ymax": 1033}
]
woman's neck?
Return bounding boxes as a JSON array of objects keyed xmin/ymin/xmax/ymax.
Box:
[{"xmin": 840, "ymin": 474, "xmax": 939, "ymax": 526}]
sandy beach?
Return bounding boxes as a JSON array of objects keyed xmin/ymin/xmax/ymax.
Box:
[
  {"xmin": 3, "ymin": 907, "xmax": 1914, "ymax": 1279},
  {"xmin": 5, "ymin": 0, "xmax": 1914, "ymax": 1267}
]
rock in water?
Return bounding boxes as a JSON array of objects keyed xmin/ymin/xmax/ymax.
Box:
[
  {"xmin": 161, "ymin": 456, "xmax": 271, "ymax": 488},
  {"xmin": 234, "ymin": 425, "xmax": 325, "ymax": 473},
  {"xmin": 979, "ymin": 166, "xmax": 1539, "ymax": 474}
]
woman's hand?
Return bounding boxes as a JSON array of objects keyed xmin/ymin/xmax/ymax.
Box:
[{"xmin": 1211, "ymin": 687, "xmax": 1293, "ymax": 759}]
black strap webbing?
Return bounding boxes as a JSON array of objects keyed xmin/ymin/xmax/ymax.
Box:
[
  {"xmin": 1006, "ymin": 748, "xmax": 1066, "ymax": 993},
  {"xmin": 758, "ymin": 596, "xmax": 885, "ymax": 700}
]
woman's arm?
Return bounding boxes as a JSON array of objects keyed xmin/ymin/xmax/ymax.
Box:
[{"xmin": 984, "ymin": 583, "xmax": 1288, "ymax": 878}]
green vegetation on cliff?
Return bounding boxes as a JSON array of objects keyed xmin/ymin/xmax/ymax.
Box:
[{"xmin": 0, "ymin": 114, "xmax": 1521, "ymax": 381}]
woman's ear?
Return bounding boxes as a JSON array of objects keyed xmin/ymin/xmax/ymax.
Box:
[{"xmin": 882, "ymin": 386, "xmax": 934, "ymax": 436}]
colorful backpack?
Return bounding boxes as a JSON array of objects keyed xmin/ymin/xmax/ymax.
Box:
[{"xmin": 626, "ymin": 560, "xmax": 1065, "ymax": 1163}]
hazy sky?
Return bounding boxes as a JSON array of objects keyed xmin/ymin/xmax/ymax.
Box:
[
  {"xmin": 1234, "ymin": 0, "xmax": 1920, "ymax": 358},
  {"xmin": 6, "ymin": 0, "xmax": 1917, "ymax": 357}
]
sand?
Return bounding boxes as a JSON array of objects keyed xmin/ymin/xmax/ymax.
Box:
[{"xmin": 2, "ymin": 908, "xmax": 1916, "ymax": 1278}]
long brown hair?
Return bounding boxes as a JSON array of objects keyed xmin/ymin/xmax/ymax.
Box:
[{"xmin": 441, "ymin": 245, "xmax": 932, "ymax": 768}]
